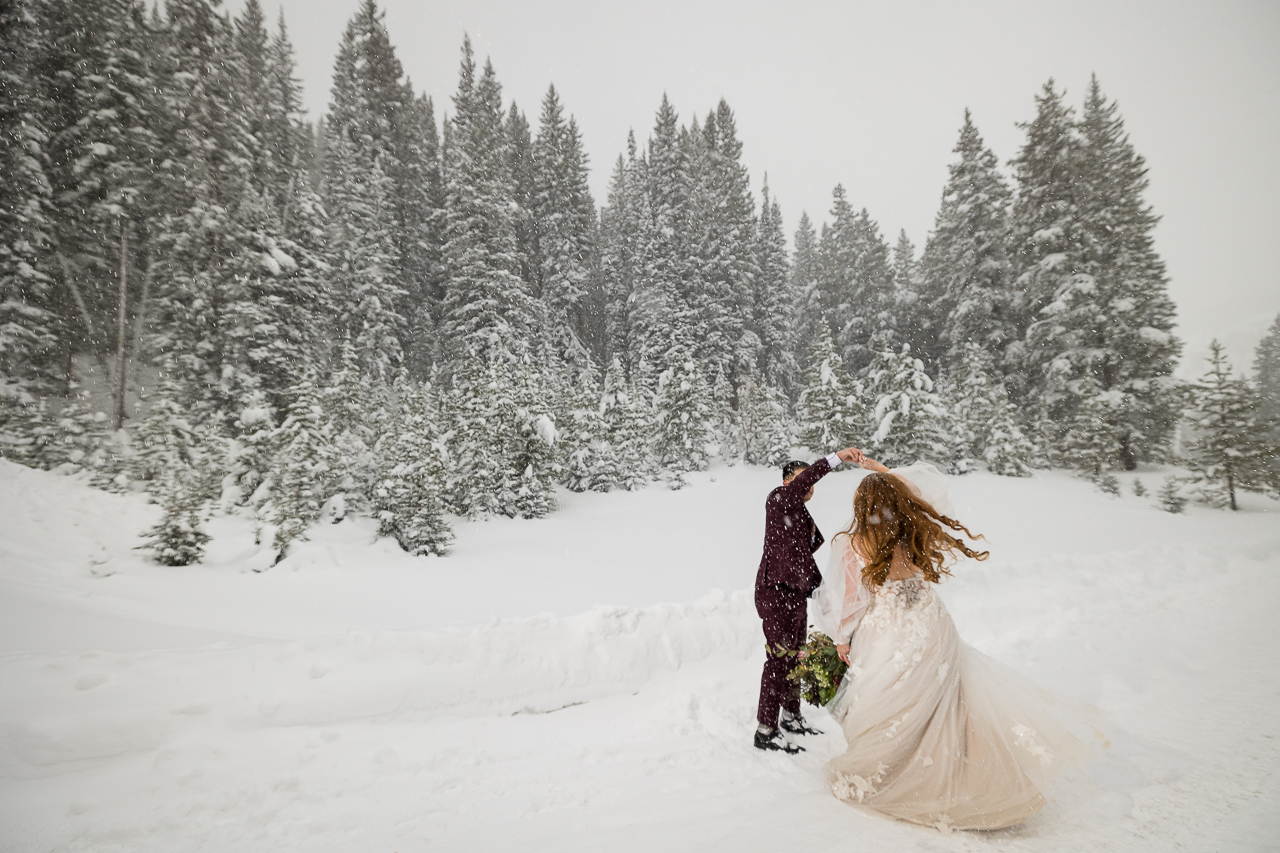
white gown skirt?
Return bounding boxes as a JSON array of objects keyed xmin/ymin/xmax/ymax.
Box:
[{"xmin": 825, "ymin": 578, "xmax": 1090, "ymax": 832}]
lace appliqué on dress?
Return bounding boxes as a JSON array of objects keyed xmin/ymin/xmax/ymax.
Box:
[
  {"xmin": 860, "ymin": 577, "xmax": 938, "ymax": 689},
  {"xmin": 832, "ymin": 763, "xmax": 889, "ymax": 803}
]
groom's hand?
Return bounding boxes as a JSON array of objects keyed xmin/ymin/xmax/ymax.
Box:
[{"xmin": 837, "ymin": 447, "xmax": 864, "ymax": 465}]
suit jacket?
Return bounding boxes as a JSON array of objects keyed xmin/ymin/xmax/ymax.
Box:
[{"xmin": 754, "ymin": 458, "xmax": 831, "ymax": 613}]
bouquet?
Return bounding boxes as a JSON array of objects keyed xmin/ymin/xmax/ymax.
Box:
[{"xmin": 785, "ymin": 630, "xmax": 849, "ymax": 707}]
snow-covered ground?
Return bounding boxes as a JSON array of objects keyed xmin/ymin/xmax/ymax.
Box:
[{"xmin": 1, "ymin": 459, "xmax": 1277, "ymax": 852}]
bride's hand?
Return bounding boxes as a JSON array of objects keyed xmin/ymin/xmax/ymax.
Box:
[
  {"xmin": 858, "ymin": 455, "xmax": 889, "ymax": 473},
  {"xmin": 836, "ymin": 644, "xmax": 850, "ymax": 665}
]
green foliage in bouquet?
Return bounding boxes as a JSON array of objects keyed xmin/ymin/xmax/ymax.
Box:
[{"xmin": 784, "ymin": 630, "xmax": 849, "ymax": 707}]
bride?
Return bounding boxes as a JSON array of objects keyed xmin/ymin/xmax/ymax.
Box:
[{"xmin": 812, "ymin": 452, "xmax": 1090, "ymax": 833}]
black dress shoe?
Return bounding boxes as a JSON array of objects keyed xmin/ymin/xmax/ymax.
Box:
[
  {"xmin": 779, "ymin": 715, "xmax": 822, "ymax": 736},
  {"xmin": 754, "ymin": 727, "xmax": 804, "ymax": 753}
]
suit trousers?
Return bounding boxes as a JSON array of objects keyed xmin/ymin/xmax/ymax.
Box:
[{"xmin": 756, "ymin": 597, "xmax": 807, "ymax": 727}]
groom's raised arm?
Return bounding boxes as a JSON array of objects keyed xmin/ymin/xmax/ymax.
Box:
[{"xmin": 780, "ymin": 451, "xmax": 846, "ymax": 499}]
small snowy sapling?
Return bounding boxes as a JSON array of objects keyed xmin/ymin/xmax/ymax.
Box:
[{"xmin": 1157, "ymin": 477, "xmax": 1187, "ymax": 514}]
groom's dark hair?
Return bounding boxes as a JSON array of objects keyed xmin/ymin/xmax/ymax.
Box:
[{"xmin": 781, "ymin": 460, "xmax": 810, "ymax": 481}]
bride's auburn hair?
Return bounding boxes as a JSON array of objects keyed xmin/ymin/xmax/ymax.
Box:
[{"xmin": 842, "ymin": 472, "xmax": 989, "ymax": 587}]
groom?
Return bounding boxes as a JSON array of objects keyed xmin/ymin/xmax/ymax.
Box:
[{"xmin": 754, "ymin": 446, "xmax": 862, "ymax": 753}]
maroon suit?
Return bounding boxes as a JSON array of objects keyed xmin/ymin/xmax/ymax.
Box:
[{"xmin": 754, "ymin": 458, "xmax": 832, "ymax": 727}]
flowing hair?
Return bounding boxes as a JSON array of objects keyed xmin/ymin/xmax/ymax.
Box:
[{"xmin": 841, "ymin": 472, "xmax": 989, "ymax": 588}]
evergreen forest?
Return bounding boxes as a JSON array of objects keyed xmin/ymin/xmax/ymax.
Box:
[{"xmin": 1, "ymin": 0, "xmax": 1276, "ymax": 563}]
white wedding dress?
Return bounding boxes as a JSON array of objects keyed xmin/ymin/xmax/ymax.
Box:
[{"xmin": 811, "ymin": 464, "xmax": 1090, "ymax": 833}]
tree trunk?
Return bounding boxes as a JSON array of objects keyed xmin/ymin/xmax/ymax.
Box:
[
  {"xmin": 63, "ymin": 341, "xmax": 74, "ymax": 395},
  {"xmin": 131, "ymin": 246, "xmax": 152, "ymax": 388},
  {"xmin": 1120, "ymin": 430, "xmax": 1136, "ymax": 471},
  {"xmin": 114, "ymin": 219, "xmax": 130, "ymax": 429},
  {"xmin": 54, "ymin": 251, "xmax": 112, "ymax": 382},
  {"xmin": 280, "ymin": 149, "xmax": 300, "ymax": 235}
]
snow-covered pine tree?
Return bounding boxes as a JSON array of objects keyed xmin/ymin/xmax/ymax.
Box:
[
  {"xmin": 754, "ymin": 177, "xmax": 797, "ymax": 399},
  {"xmin": 393, "ymin": 90, "xmax": 445, "ymax": 368},
  {"xmin": 137, "ymin": 466, "xmax": 212, "ymax": 566},
  {"xmin": 739, "ymin": 375, "xmax": 793, "ymax": 467},
  {"xmin": 503, "ymin": 357, "xmax": 559, "ymax": 518},
  {"xmin": 1008, "ymin": 80, "xmax": 1087, "ymax": 410},
  {"xmin": 324, "ymin": 0, "xmax": 432, "ymax": 382},
  {"xmin": 43, "ymin": 394, "xmax": 110, "ymax": 472},
  {"xmin": 709, "ymin": 362, "xmax": 740, "ymax": 462},
  {"xmin": 890, "ymin": 231, "xmax": 927, "ymax": 368},
  {"xmin": 533, "ymin": 85, "xmax": 600, "ymax": 387},
  {"xmin": 1255, "ymin": 314, "xmax": 1280, "ymax": 491},
  {"xmin": 862, "ymin": 345, "xmax": 953, "ymax": 468},
  {"xmin": 556, "ymin": 370, "xmax": 619, "ymax": 494},
  {"xmin": 558, "ymin": 401, "xmax": 619, "ymax": 493},
  {"xmin": 321, "ymin": 336, "xmax": 379, "ymax": 502},
  {"xmin": 1184, "ymin": 341, "xmax": 1275, "ymax": 510},
  {"xmin": 234, "ymin": 0, "xmax": 276, "ymax": 199},
  {"xmin": 239, "ymin": 192, "xmax": 331, "ymax": 414},
  {"xmin": 1256, "ymin": 314, "xmax": 1280, "ymax": 422},
  {"xmin": 796, "ymin": 326, "xmax": 859, "ymax": 453},
  {"xmin": 323, "ymin": 336, "xmax": 371, "ymax": 444},
  {"xmin": 373, "ymin": 381, "xmax": 452, "ymax": 556},
  {"xmin": 653, "ymin": 343, "xmax": 713, "ymax": 481},
  {"xmin": 324, "ymin": 131, "xmax": 404, "ymax": 383},
  {"xmin": 234, "ymin": 5, "xmax": 333, "ymax": 415},
  {"xmin": 323, "ymin": 0, "xmax": 419, "ymax": 383},
  {"xmin": 130, "ymin": 378, "xmax": 198, "ymax": 491},
  {"xmin": 948, "ymin": 344, "xmax": 1033, "ymax": 476},
  {"xmin": 0, "ymin": 392, "xmax": 44, "ymax": 466},
  {"xmin": 1060, "ymin": 375, "xmax": 1122, "ymax": 482},
  {"xmin": 147, "ymin": 0, "xmax": 259, "ymax": 425},
  {"xmin": 1011, "ymin": 79, "xmax": 1180, "ymax": 472},
  {"xmin": 1095, "ymin": 473, "xmax": 1121, "ymax": 496},
  {"xmin": 225, "ymin": 390, "xmax": 275, "ymax": 509},
  {"xmin": 600, "ymin": 356, "xmax": 652, "ymax": 490},
  {"xmin": 32, "ymin": 0, "xmax": 160, "ymax": 409},
  {"xmin": 1028, "ymin": 403, "xmax": 1063, "ymax": 469},
  {"xmin": 686, "ymin": 101, "xmax": 759, "ymax": 408},
  {"xmin": 400, "ymin": 92, "xmax": 446, "ymax": 378},
  {"xmin": 601, "ymin": 140, "xmax": 640, "ymax": 378},
  {"xmin": 919, "ymin": 111, "xmax": 1015, "ymax": 377},
  {"xmin": 0, "ymin": 1, "xmax": 60, "ymax": 396},
  {"xmin": 269, "ymin": 372, "xmax": 338, "ymax": 559},
  {"xmin": 439, "ymin": 41, "xmax": 538, "ymax": 371},
  {"xmin": 628, "ymin": 96, "xmax": 687, "ymax": 395},
  {"xmin": 506, "ymin": 101, "xmax": 538, "ymax": 293},
  {"xmin": 7, "ymin": 397, "xmax": 57, "ymax": 469},
  {"xmin": 1156, "ymin": 476, "xmax": 1187, "ymax": 513},
  {"xmin": 265, "ymin": 10, "xmax": 309, "ymax": 212},
  {"xmin": 790, "ymin": 212, "xmax": 823, "ymax": 379},
  {"xmin": 441, "ymin": 351, "xmax": 557, "ymax": 518},
  {"xmin": 441, "ymin": 355, "xmax": 506, "ymax": 518},
  {"xmin": 817, "ymin": 187, "xmax": 896, "ymax": 376},
  {"xmin": 1076, "ymin": 77, "xmax": 1181, "ymax": 469},
  {"xmin": 983, "ymin": 399, "xmax": 1036, "ymax": 478}
]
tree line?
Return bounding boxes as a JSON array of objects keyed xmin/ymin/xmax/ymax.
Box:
[{"xmin": 0, "ymin": 0, "xmax": 1275, "ymax": 564}]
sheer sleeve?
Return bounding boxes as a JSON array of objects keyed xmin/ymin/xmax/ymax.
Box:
[
  {"xmin": 835, "ymin": 536, "xmax": 869, "ymax": 644},
  {"xmin": 812, "ymin": 531, "xmax": 871, "ymax": 645}
]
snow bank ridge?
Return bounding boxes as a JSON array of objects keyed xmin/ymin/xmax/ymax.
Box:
[
  {"xmin": 1, "ymin": 591, "xmax": 763, "ymax": 774},
  {"xmin": 255, "ymin": 588, "xmax": 762, "ymax": 723}
]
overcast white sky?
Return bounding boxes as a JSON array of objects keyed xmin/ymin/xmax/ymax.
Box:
[{"xmin": 227, "ymin": 0, "xmax": 1280, "ymax": 375}]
